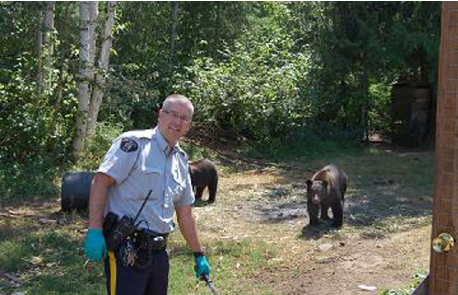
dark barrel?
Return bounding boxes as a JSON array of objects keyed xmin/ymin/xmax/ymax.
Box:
[{"xmin": 61, "ymin": 171, "xmax": 94, "ymax": 212}]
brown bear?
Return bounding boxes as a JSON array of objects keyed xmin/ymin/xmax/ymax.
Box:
[
  {"xmin": 188, "ymin": 158, "xmax": 218, "ymax": 203},
  {"xmin": 305, "ymin": 164, "xmax": 347, "ymax": 227}
]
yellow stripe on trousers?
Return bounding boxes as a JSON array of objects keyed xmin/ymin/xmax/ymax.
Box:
[{"xmin": 109, "ymin": 250, "xmax": 117, "ymax": 295}]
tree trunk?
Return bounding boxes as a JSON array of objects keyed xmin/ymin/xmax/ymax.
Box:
[
  {"xmin": 42, "ymin": 1, "xmax": 55, "ymax": 94},
  {"xmin": 55, "ymin": 2, "xmax": 71, "ymax": 111},
  {"xmin": 339, "ymin": 78, "xmax": 347, "ymax": 126},
  {"xmin": 429, "ymin": 3, "xmax": 458, "ymax": 293},
  {"xmin": 361, "ymin": 55, "xmax": 369, "ymax": 142},
  {"xmin": 36, "ymin": 9, "xmax": 43, "ymax": 97},
  {"xmin": 72, "ymin": 2, "xmax": 98, "ymax": 159},
  {"xmin": 86, "ymin": 1, "xmax": 117, "ymax": 136},
  {"xmin": 170, "ymin": 1, "xmax": 179, "ymax": 66},
  {"xmin": 88, "ymin": 2, "xmax": 98, "ymax": 68}
]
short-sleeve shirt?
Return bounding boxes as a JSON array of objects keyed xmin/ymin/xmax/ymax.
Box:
[{"xmin": 98, "ymin": 127, "xmax": 195, "ymax": 234}]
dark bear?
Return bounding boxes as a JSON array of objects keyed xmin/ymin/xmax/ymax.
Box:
[
  {"xmin": 305, "ymin": 164, "xmax": 347, "ymax": 228},
  {"xmin": 188, "ymin": 158, "xmax": 218, "ymax": 203}
]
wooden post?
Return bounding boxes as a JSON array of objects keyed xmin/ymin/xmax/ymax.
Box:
[{"xmin": 429, "ymin": 2, "xmax": 458, "ymax": 294}]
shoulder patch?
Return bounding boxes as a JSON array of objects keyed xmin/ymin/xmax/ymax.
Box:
[{"xmin": 120, "ymin": 137, "xmax": 138, "ymax": 152}]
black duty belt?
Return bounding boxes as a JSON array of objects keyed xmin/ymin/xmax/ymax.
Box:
[
  {"xmin": 136, "ymin": 229, "xmax": 169, "ymax": 251},
  {"xmin": 118, "ymin": 228, "xmax": 168, "ymax": 267}
]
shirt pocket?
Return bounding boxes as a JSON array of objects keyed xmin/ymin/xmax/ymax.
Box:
[
  {"xmin": 138, "ymin": 164, "xmax": 163, "ymax": 199},
  {"xmin": 171, "ymin": 169, "xmax": 186, "ymax": 201},
  {"xmin": 142, "ymin": 165, "xmax": 163, "ymax": 174}
]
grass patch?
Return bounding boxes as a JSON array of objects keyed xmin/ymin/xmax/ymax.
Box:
[
  {"xmin": 0, "ymin": 240, "xmax": 30, "ymax": 272},
  {"xmin": 0, "ymin": 155, "xmax": 61, "ymax": 207},
  {"xmin": 344, "ymin": 148, "xmax": 434, "ymax": 197},
  {"xmin": 168, "ymin": 234, "xmax": 280, "ymax": 295},
  {"xmin": 379, "ymin": 273, "xmax": 427, "ymax": 295},
  {"xmin": 0, "ymin": 214, "xmax": 283, "ymax": 295},
  {"xmin": 0, "ymin": 136, "xmax": 435, "ymax": 294},
  {"xmin": 241, "ymin": 136, "xmax": 363, "ymax": 163},
  {"xmin": 0, "ymin": 215, "xmax": 104, "ymax": 295}
]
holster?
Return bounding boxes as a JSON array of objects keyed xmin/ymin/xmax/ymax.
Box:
[
  {"xmin": 103, "ymin": 212, "xmax": 168, "ymax": 267},
  {"xmin": 137, "ymin": 229, "xmax": 168, "ymax": 251},
  {"xmin": 103, "ymin": 212, "xmax": 119, "ymax": 239}
]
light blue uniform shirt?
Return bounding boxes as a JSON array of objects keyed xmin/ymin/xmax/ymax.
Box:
[{"xmin": 98, "ymin": 127, "xmax": 195, "ymax": 234}]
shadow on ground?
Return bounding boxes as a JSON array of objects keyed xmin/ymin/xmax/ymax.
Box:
[{"xmin": 249, "ymin": 172, "xmax": 432, "ymax": 240}]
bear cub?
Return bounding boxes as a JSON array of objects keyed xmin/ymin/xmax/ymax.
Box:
[
  {"xmin": 306, "ymin": 164, "xmax": 347, "ymax": 227},
  {"xmin": 188, "ymin": 158, "xmax": 218, "ymax": 203}
]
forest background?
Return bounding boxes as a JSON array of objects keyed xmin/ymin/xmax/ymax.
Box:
[
  {"xmin": 0, "ymin": 2, "xmax": 442, "ymax": 294},
  {"xmin": 0, "ymin": 1, "xmax": 440, "ymax": 205}
]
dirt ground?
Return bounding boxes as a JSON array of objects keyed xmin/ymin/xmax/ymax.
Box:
[
  {"xmin": 0, "ymin": 141, "xmax": 433, "ymax": 295},
  {"xmin": 193, "ymin": 154, "xmax": 432, "ymax": 295}
]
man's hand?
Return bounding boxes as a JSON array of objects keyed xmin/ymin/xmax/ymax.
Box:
[
  {"xmin": 195, "ymin": 255, "xmax": 210, "ymax": 278},
  {"xmin": 85, "ymin": 229, "xmax": 107, "ymax": 262}
]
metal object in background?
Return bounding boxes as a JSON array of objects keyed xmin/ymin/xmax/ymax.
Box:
[
  {"xmin": 412, "ymin": 275, "xmax": 429, "ymax": 295},
  {"xmin": 432, "ymin": 233, "xmax": 455, "ymax": 254},
  {"xmin": 61, "ymin": 171, "xmax": 94, "ymax": 211}
]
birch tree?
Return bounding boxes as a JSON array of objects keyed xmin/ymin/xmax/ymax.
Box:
[
  {"xmin": 72, "ymin": 1, "xmax": 98, "ymax": 158},
  {"xmin": 36, "ymin": 1, "xmax": 55, "ymax": 97},
  {"xmin": 86, "ymin": 1, "xmax": 117, "ymax": 135},
  {"xmin": 72, "ymin": 1, "xmax": 117, "ymax": 159},
  {"xmin": 42, "ymin": 1, "xmax": 55, "ymax": 93},
  {"xmin": 170, "ymin": 1, "xmax": 179, "ymax": 65}
]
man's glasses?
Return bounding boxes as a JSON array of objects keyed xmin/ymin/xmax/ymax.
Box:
[{"xmin": 163, "ymin": 109, "xmax": 191, "ymax": 123}]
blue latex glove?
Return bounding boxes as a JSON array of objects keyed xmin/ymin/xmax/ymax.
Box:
[
  {"xmin": 195, "ymin": 256, "xmax": 210, "ymax": 278},
  {"xmin": 84, "ymin": 229, "xmax": 107, "ymax": 262}
]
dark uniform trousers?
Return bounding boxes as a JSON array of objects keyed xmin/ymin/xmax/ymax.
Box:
[{"xmin": 104, "ymin": 249, "xmax": 169, "ymax": 295}]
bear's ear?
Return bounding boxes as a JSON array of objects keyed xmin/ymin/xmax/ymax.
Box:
[
  {"xmin": 322, "ymin": 180, "xmax": 328, "ymax": 187},
  {"xmin": 306, "ymin": 179, "xmax": 312, "ymax": 187}
]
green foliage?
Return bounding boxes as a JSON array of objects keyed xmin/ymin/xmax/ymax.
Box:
[
  {"xmin": 0, "ymin": 220, "xmax": 104, "ymax": 295},
  {"xmin": 286, "ymin": 2, "xmax": 440, "ymax": 137},
  {"xmin": 0, "ymin": 50, "xmax": 79, "ymax": 161},
  {"xmin": 174, "ymin": 32, "xmax": 312, "ymax": 142},
  {"xmin": 0, "ymin": 1, "xmax": 442, "ymax": 206},
  {"xmin": 101, "ymin": 65, "xmax": 162, "ymax": 130},
  {"xmin": 0, "ymin": 56, "xmax": 77, "ymax": 205},
  {"xmin": 379, "ymin": 273, "xmax": 427, "ymax": 295},
  {"xmin": 180, "ymin": 141, "xmax": 219, "ymax": 163},
  {"xmin": 73, "ymin": 121, "xmax": 124, "ymax": 171},
  {"xmin": 0, "ymin": 155, "xmax": 61, "ymax": 207},
  {"xmin": 177, "ymin": 2, "xmax": 254, "ymax": 64},
  {"xmin": 243, "ymin": 123, "xmax": 362, "ymax": 162},
  {"xmin": 0, "ymin": 240, "xmax": 30, "ymax": 272},
  {"xmin": 0, "ymin": 2, "xmax": 40, "ymax": 71},
  {"xmin": 368, "ymin": 80, "xmax": 395, "ymax": 134}
]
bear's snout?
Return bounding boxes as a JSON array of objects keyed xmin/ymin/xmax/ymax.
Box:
[{"xmin": 311, "ymin": 194, "xmax": 321, "ymax": 204}]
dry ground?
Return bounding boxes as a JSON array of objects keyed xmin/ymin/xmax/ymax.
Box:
[
  {"xmin": 193, "ymin": 153, "xmax": 432, "ymax": 295},
  {"xmin": 0, "ymin": 143, "xmax": 433, "ymax": 295}
]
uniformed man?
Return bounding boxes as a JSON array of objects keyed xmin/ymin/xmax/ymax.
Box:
[{"xmin": 84, "ymin": 94, "xmax": 210, "ymax": 295}]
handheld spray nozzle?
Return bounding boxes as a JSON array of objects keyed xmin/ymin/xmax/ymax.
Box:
[{"xmin": 201, "ymin": 274, "xmax": 220, "ymax": 295}]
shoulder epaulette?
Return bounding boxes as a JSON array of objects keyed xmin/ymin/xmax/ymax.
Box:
[{"xmin": 121, "ymin": 129, "xmax": 154, "ymax": 140}]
